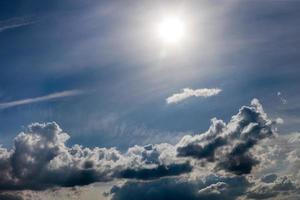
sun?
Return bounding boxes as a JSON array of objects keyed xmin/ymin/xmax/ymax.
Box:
[{"xmin": 157, "ymin": 16, "xmax": 185, "ymax": 44}]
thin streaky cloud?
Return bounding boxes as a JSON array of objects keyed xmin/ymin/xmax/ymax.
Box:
[
  {"xmin": 166, "ymin": 88, "xmax": 222, "ymax": 104},
  {"xmin": 0, "ymin": 17, "xmax": 37, "ymax": 32},
  {"xmin": 0, "ymin": 90, "xmax": 84, "ymax": 109}
]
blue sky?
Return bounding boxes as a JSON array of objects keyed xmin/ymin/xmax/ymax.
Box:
[
  {"xmin": 1, "ymin": 0, "xmax": 300, "ymax": 150},
  {"xmin": 1, "ymin": 1, "xmax": 300, "ymax": 199}
]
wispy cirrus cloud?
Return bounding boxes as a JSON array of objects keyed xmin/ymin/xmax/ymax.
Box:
[
  {"xmin": 166, "ymin": 88, "xmax": 222, "ymax": 104},
  {"xmin": 0, "ymin": 89, "xmax": 84, "ymax": 110},
  {"xmin": 0, "ymin": 16, "xmax": 36, "ymax": 33}
]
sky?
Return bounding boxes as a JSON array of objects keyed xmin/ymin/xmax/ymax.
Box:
[{"xmin": 0, "ymin": 0, "xmax": 300, "ymax": 199}]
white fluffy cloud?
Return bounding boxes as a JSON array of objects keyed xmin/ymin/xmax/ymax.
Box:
[
  {"xmin": 0, "ymin": 122, "xmax": 190, "ymax": 190},
  {"xmin": 177, "ymin": 99, "xmax": 275, "ymax": 175},
  {"xmin": 0, "ymin": 99, "xmax": 299, "ymax": 200},
  {"xmin": 0, "ymin": 99, "xmax": 276, "ymax": 189},
  {"xmin": 166, "ymin": 88, "xmax": 222, "ymax": 104}
]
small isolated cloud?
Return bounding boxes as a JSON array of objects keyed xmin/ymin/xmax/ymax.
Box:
[
  {"xmin": 277, "ymin": 92, "xmax": 287, "ymax": 105},
  {"xmin": 0, "ymin": 89, "xmax": 84, "ymax": 110},
  {"xmin": 166, "ymin": 88, "xmax": 222, "ymax": 104},
  {"xmin": 0, "ymin": 17, "xmax": 36, "ymax": 33}
]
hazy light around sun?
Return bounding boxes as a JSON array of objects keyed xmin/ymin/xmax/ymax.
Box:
[{"xmin": 157, "ymin": 16, "xmax": 185, "ymax": 44}]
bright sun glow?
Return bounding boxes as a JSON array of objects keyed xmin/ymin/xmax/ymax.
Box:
[{"xmin": 158, "ymin": 16, "xmax": 185, "ymax": 44}]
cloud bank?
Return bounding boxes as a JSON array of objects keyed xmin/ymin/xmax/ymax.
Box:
[
  {"xmin": 0, "ymin": 122, "xmax": 191, "ymax": 190},
  {"xmin": 0, "ymin": 90, "xmax": 84, "ymax": 110},
  {"xmin": 0, "ymin": 99, "xmax": 299, "ymax": 200},
  {"xmin": 166, "ymin": 88, "xmax": 222, "ymax": 104}
]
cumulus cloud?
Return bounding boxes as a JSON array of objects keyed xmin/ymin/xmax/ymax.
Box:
[
  {"xmin": 0, "ymin": 123, "xmax": 190, "ymax": 190},
  {"xmin": 166, "ymin": 88, "xmax": 222, "ymax": 104},
  {"xmin": 0, "ymin": 98, "xmax": 299, "ymax": 200},
  {"xmin": 177, "ymin": 99, "xmax": 275, "ymax": 175},
  {"xmin": 0, "ymin": 90, "xmax": 84, "ymax": 110}
]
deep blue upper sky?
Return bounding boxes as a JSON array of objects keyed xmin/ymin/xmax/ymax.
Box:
[{"xmin": 0, "ymin": 0, "xmax": 300, "ymax": 150}]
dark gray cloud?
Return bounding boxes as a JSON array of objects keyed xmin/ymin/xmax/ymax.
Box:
[
  {"xmin": 261, "ymin": 174, "xmax": 278, "ymax": 183},
  {"xmin": 0, "ymin": 193, "xmax": 23, "ymax": 200},
  {"xmin": 110, "ymin": 174, "xmax": 300, "ymax": 200},
  {"xmin": 247, "ymin": 176, "xmax": 299, "ymax": 199},
  {"xmin": 118, "ymin": 162, "xmax": 192, "ymax": 180},
  {"xmin": 110, "ymin": 175, "xmax": 249, "ymax": 200},
  {"xmin": 110, "ymin": 178, "xmax": 200, "ymax": 200}
]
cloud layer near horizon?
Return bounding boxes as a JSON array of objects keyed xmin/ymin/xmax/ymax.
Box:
[
  {"xmin": 166, "ymin": 88, "xmax": 222, "ymax": 104},
  {"xmin": 0, "ymin": 123, "xmax": 191, "ymax": 190},
  {"xmin": 0, "ymin": 99, "xmax": 300, "ymax": 200}
]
